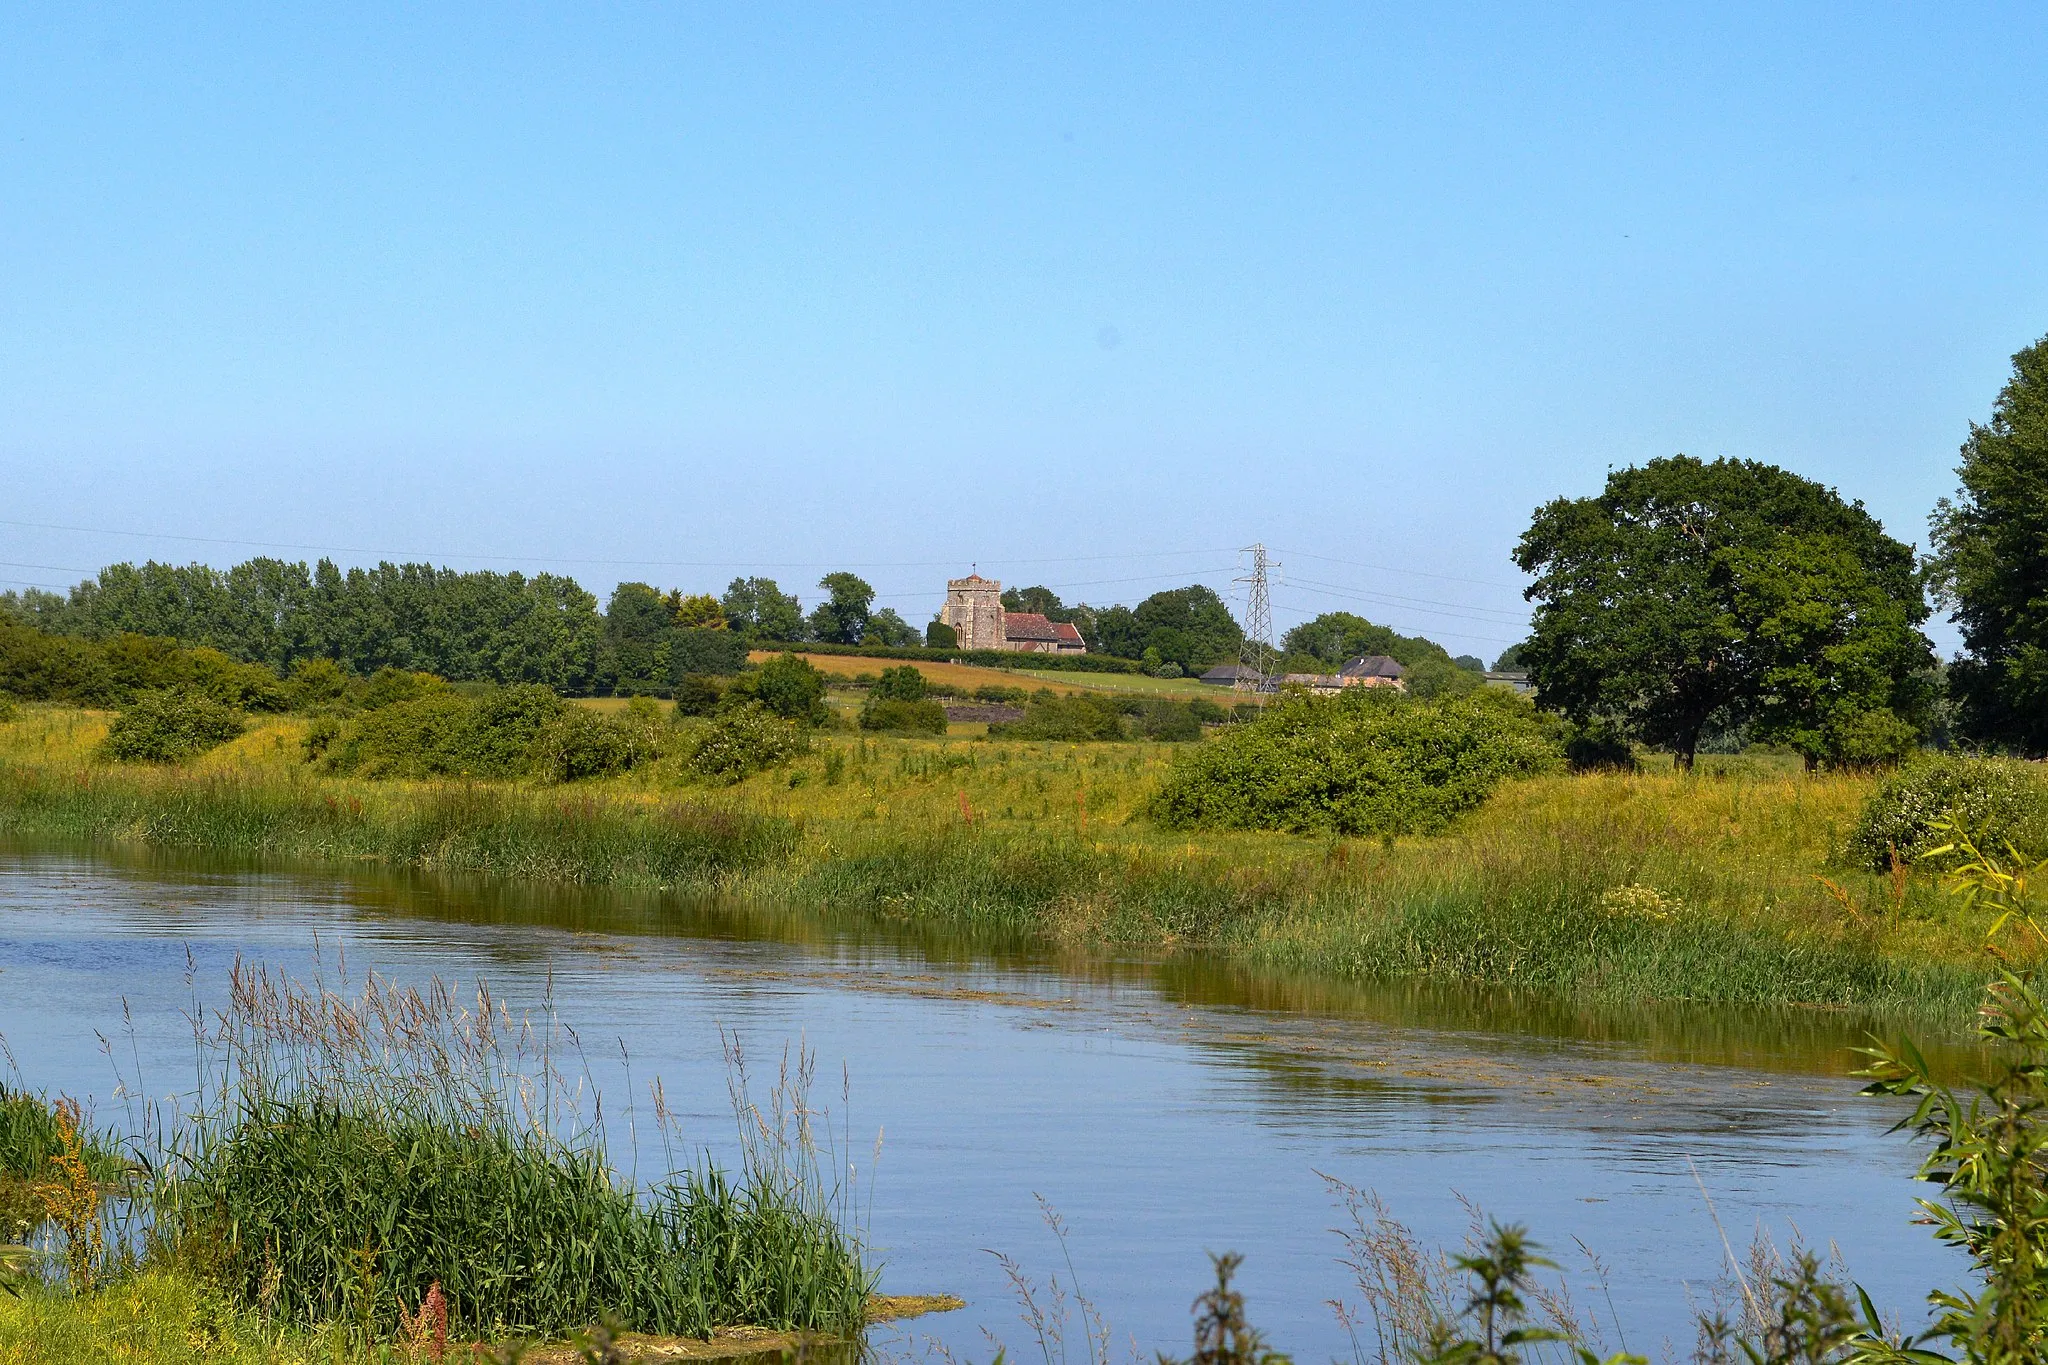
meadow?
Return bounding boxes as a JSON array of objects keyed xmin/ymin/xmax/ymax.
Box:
[{"xmin": 0, "ymin": 700, "xmax": 2005, "ymax": 1032}]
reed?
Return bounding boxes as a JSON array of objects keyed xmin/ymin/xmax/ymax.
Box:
[
  {"xmin": 148, "ymin": 964, "xmax": 872, "ymax": 1342},
  {"xmin": 0, "ymin": 704, "xmax": 2013, "ymax": 1025}
]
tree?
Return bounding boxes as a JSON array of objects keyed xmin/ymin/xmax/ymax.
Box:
[
  {"xmin": 1929, "ymin": 333, "xmax": 2048, "ymax": 755},
  {"xmin": 745, "ymin": 652, "xmax": 830, "ymax": 724},
  {"xmin": 666, "ymin": 592, "xmax": 726, "ymax": 630},
  {"xmin": 1492, "ymin": 641, "xmax": 1529, "ymax": 671},
  {"xmin": 806, "ymin": 572, "xmax": 874, "ymax": 645},
  {"xmin": 925, "ymin": 620, "xmax": 958, "ymax": 649},
  {"xmin": 720, "ymin": 577, "xmax": 805, "ymax": 643},
  {"xmin": 604, "ymin": 583, "xmax": 672, "ymax": 693},
  {"xmin": 865, "ymin": 607, "xmax": 920, "ymax": 648},
  {"xmin": 1515, "ymin": 455, "xmax": 1932, "ymax": 769},
  {"xmin": 1127, "ymin": 586, "xmax": 1242, "ymax": 671}
]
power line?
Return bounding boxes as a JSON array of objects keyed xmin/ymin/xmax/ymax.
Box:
[
  {"xmin": 1270, "ymin": 546, "xmax": 1524, "ymax": 591},
  {"xmin": 1285, "ymin": 574, "xmax": 1528, "ymax": 621},
  {"xmin": 0, "ymin": 518, "xmax": 1236, "ymax": 572}
]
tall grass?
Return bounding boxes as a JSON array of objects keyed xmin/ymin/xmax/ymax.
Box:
[
  {"xmin": 148, "ymin": 963, "xmax": 872, "ymax": 1342},
  {"xmin": 0, "ymin": 760, "xmax": 796, "ymax": 889},
  {"xmin": 0, "ymin": 703, "xmax": 2012, "ymax": 1025}
]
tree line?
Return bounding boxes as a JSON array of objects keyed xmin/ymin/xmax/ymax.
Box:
[{"xmin": 1510, "ymin": 330, "xmax": 2048, "ymax": 768}]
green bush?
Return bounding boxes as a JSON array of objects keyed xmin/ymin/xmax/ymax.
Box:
[
  {"xmin": 973, "ymin": 684, "xmax": 1028, "ymax": 704},
  {"xmin": 860, "ymin": 699, "xmax": 947, "ymax": 734},
  {"xmin": 300, "ymin": 714, "xmax": 343, "ymax": 762},
  {"xmin": 1127, "ymin": 698, "xmax": 1203, "ymax": 741},
  {"xmin": 925, "ymin": 621, "xmax": 958, "ymax": 648},
  {"xmin": 1847, "ymin": 753, "xmax": 2048, "ymax": 871},
  {"xmin": 533, "ymin": 707, "xmax": 659, "ymax": 783},
  {"xmin": 320, "ymin": 684, "xmax": 567, "ymax": 780},
  {"xmin": 686, "ymin": 704, "xmax": 811, "ymax": 784},
  {"xmin": 871, "ymin": 664, "xmax": 929, "ymax": 702},
  {"xmin": 282, "ymin": 657, "xmax": 350, "ymax": 711},
  {"xmin": 359, "ymin": 666, "xmax": 447, "ymax": 711},
  {"xmin": 989, "ymin": 693, "xmax": 1127, "ymax": 742},
  {"xmin": 1563, "ymin": 717, "xmax": 1637, "ymax": 772},
  {"xmin": 0, "ymin": 695, "xmax": 15, "ymax": 724},
  {"xmin": 1186, "ymin": 697, "xmax": 1227, "ymax": 725},
  {"xmin": 730, "ymin": 654, "xmax": 830, "ymax": 725},
  {"xmin": 673, "ymin": 674, "xmax": 725, "ymax": 717},
  {"xmin": 1152, "ymin": 688, "xmax": 1563, "ymax": 836},
  {"xmin": 100, "ymin": 689, "xmax": 247, "ymax": 764}
]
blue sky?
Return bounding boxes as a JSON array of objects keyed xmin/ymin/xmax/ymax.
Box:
[{"xmin": 4, "ymin": 4, "xmax": 2044, "ymax": 659}]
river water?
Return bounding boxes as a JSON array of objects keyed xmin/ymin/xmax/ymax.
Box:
[{"xmin": 0, "ymin": 843, "xmax": 1965, "ymax": 1360}]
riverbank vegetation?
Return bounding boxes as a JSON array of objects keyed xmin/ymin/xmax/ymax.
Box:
[
  {"xmin": 0, "ymin": 966, "xmax": 874, "ymax": 1361},
  {"xmin": 0, "ymin": 694, "xmax": 2018, "ymax": 1030}
]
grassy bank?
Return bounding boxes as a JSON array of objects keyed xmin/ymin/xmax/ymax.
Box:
[{"xmin": 0, "ymin": 703, "xmax": 2007, "ymax": 1027}]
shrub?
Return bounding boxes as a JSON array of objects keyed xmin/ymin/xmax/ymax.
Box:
[
  {"xmin": 860, "ymin": 699, "xmax": 947, "ymax": 734},
  {"xmin": 1128, "ymin": 697, "xmax": 1202, "ymax": 741},
  {"xmin": 739, "ymin": 654, "xmax": 830, "ymax": 725},
  {"xmin": 533, "ymin": 708, "xmax": 658, "ymax": 783},
  {"xmin": 925, "ymin": 620, "xmax": 959, "ymax": 649},
  {"xmin": 988, "ymin": 692, "xmax": 1127, "ymax": 742},
  {"xmin": 282, "ymin": 657, "xmax": 349, "ymax": 711},
  {"xmin": 0, "ymin": 695, "xmax": 15, "ymax": 724},
  {"xmin": 871, "ymin": 664, "xmax": 929, "ymax": 702},
  {"xmin": 1847, "ymin": 753, "xmax": 2048, "ymax": 871},
  {"xmin": 1152, "ymin": 688, "xmax": 1563, "ymax": 836},
  {"xmin": 300, "ymin": 714, "xmax": 343, "ymax": 762},
  {"xmin": 686, "ymin": 704, "xmax": 810, "ymax": 784},
  {"xmin": 973, "ymin": 683, "xmax": 1029, "ymax": 705},
  {"xmin": 1564, "ymin": 717, "xmax": 1637, "ymax": 772},
  {"xmin": 1186, "ymin": 697, "xmax": 1227, "ymax": 725},
  {"xmin": 673, "ymin": 674, "xmax": 725, "ymax": 717},
  {"xmin": 360, "ymin": 666, "xmax": 446, "ymax": 711},
  {"xmin": 100, "ymin": 689, "xmax": 247, "ymax": 764},
  {"xmin": 320, "ymin": 684, "xmax": 567, "ymax": 780}
]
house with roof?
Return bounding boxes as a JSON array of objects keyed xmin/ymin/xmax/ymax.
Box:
[
  {"xmin": 1339, "ymin": 655, "xmax": 1407, "ymax": 690},
  {"xmin": 938, "ymin": 574, "xmax": 1087, "ymax": 653}
]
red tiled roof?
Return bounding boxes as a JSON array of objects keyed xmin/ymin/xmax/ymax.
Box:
[
  {"xmin": 1051, "ymin": 621, "xmax": 1084, "ymax": 644},
  {"xmin": 1003, "ymin": 612, "xmax": 1062, "ymax": 641}
]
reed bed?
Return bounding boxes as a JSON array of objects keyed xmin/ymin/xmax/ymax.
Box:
[
  {"xmin": 145, "ymin": 963, "xmax": 872, "ymax": 1342},
  {"xmin": 0, "ymin": 704, "xmax": 2010, "ymax": 1026}
]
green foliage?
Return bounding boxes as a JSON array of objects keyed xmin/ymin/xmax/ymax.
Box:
[
  {"xmin": 319, "ymin": 684, "xmax": 567, "ymax": 780},
  {"xmin": 719, "ymin": 577, "xmax": 806, "ymax": 643},
  {"xmin": 743, "ymin": 653, "xmax": 830, "ymax": 725},
  {"xmin": 1126, "ymin": 697, "xmax": 1203, "ymax": 741},
  {"xmin": 0, "ymin": 696, "xmax": 14, "ymax": 725},
  {"xmin": 100, "ymin": 689, "xmax": 246, "ymax": 764},
  {"xmin": 1153, "ymin": 689, "xmax": 1562, "ymax": 836},
  {"xmin": 866, "ymin": 608, "xmax": 921, "ymax": 648},
  {"xmin": 532, "ymin": 707, "xmax": 661, "ymax": 783},
  {"xmin": 1156, "ymin": 1253, "xmax": 1290, "ymax": 1365},
  {"xmin": 0, "ymin": 1085, "xmax": 127, "ymax": 1187},
  {"xmin": 1091, "ymin": 586, "xmax": 1242, "ymax": 670},
  {"xmin": 358, "ymin": 666, "xmax": 444, "ymax": 711},
  {"xmin": 871, "ymin": 665, "xmax": 929, "ymax": 702},
  {"xmin": 672, "ymin": 674, "xmax": 725, "ymax": 718},
  {"xmin": 1186, "ymin": 697, "xmax": 1227, "ymax": 725},
  {"xmin": 685, "ymin": 704, "xmax": 811, "ymax": 784},
  {"xmin": 281, "ymin": 657, "xmax": 348, "ymax": 712},
  {"xmin": 1857, "ymin": 967, "xmax": 2048, "ymax": 1361},
  {"xmin": 604, "ymin": 582, "xmax": 674, "ymax": 693},
  {"xmin": 1847, "ymin": 754, "xmax": 2048, "ymax": 873},
  {"xmin": 926, "ymin": 620, "xmax": 959, "ymax": 649},
  {"xmin": 859, "ymin": 699, "xmax": 947, "ymax": 734},
  {"xmin": 1515, "ymin": 455, "xmax": 1933, "ymax": 768},
  {"xmin": 667, "ymin": 628, "xmax": 748, "ymax": 680},
  {"xmin": 1563, "ymin": 718, "xmax": 1637, "ymax": 773},
  {"xmin": 152, "ymin": 971, "xmax": 870, "ymax": 1342},
  {"xmin": 989, "ymin": 693, "xmax": 1127, "ymax": 742},
  {"xmin": 807, "ymin": 573, "xmax": 875, "ymax": 645},
  {"xmin": 1929, "ymin": 334, "xmax": 2048, "ymax": 756}
]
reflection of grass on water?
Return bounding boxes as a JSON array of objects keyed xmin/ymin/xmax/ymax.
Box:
[
  {"xmin": 0, "ymin": 702, "xmax": 2014, "ymax": 1027},
  {"xmin": 0, "ymin": 965, "xmax": 878, "ymax": 1362}
]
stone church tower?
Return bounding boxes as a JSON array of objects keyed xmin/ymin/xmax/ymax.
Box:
[{"xmin": 940, "ymin": 574, "xmax": 1006, "ymax": 650}]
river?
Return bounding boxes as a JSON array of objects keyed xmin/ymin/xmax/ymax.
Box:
[{"xmin": 0, "ymin": 843, "xmax": 1962, "ymax": 1360}]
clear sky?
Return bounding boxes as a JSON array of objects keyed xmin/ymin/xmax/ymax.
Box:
[{"xmin": 4, "ymin": 4, "xmax": 2044, "ymax": 660}]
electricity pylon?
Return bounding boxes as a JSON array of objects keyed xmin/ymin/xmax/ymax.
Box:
[{"xmin": 1234, "ymin": 543, "xmax": 1274, "ymax": 700}]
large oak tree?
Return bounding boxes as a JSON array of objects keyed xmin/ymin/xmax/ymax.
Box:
[
  {"xmin": 1514, "ymin": 456, "xmax": 1932, "ymax": 769},
  {"xmin": 1928, "ymin": 334, "xmax": 2048, "ymax": 755}
]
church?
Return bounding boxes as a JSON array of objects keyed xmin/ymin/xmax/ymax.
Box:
[{"xmin": 939, "ymin": 574, "xmax": 1087, "ymax": 654}]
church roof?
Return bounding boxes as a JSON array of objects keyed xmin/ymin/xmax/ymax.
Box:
[{"xmin": 1003, "ymin": 612, "xmax": 1063, "ymax": 642}]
